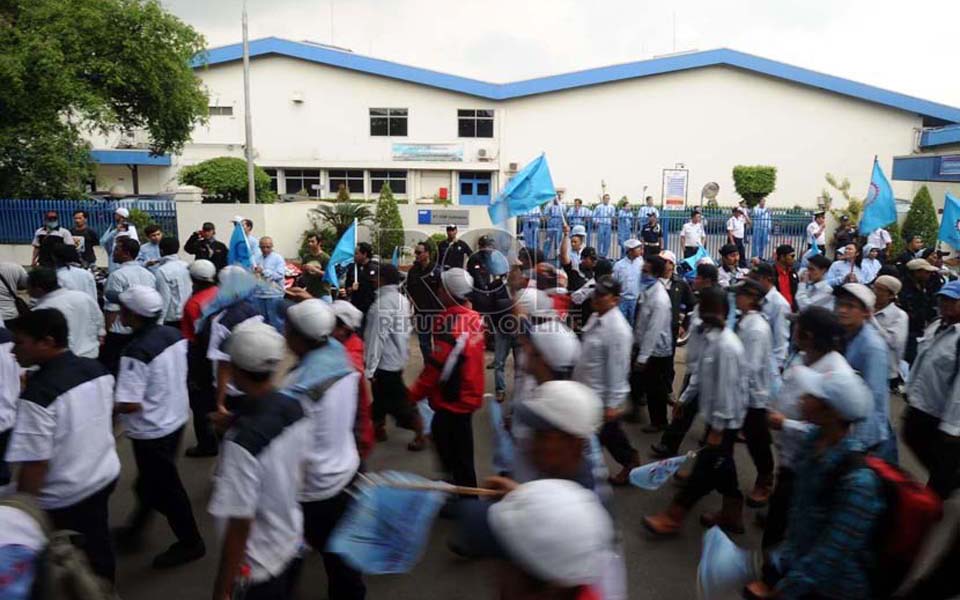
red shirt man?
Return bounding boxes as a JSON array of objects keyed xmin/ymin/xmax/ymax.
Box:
[
  {"xmin": 181, "ymin": 285, "xmax": 218, "ymax": 342},
  {"xmin": 774, "ymin": 244, "xmax": 798, "ymax": 311}
]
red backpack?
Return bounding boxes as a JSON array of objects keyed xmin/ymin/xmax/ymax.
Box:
[{"xmin": 828, "ymin": 453, "xmax": 943, "ymax": 597}]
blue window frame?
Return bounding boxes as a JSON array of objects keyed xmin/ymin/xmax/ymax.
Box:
[{"xmin": 458, "ymin": 172, "xmax": 492, "ymax": 206}]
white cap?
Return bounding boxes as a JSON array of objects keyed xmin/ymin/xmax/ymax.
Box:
[
  {"xmin": 862, "ymin": 243, "xmax": 876, "ymax": 255},
  {"xmin": 840, "ymin": 283, "xmax": 876, "ymax": 311},
  {"xmin": 529, "ymin": 321, "xmax": 579, "ymax": 370},
  {"xmin": 231, "ymin": 215, "xmax": 244, "ymax": 224},
  {"xmin": 331, "ymin": 300, "xmax": 363, "ymax": 331},
  {"xmin": 516, "ymin": 288, "xmax": 555, "ymax": 319},
  {"xmin": 623, "ymin": 239, "xmax": 642, "ymax": 250},
  {"xmin": 115, "ymin": 207, "xmax": 130, "ymax": 218},
  {"xmin": 118, "ymin": 285, "xmax": 163, "ymax": 317},
  {"xmin": 189, "ymin": 259, "xmax": 216, "ymax": 283},
  {"xmin": 906, "ymin": 258, "xmax": 938, "ymax": 273},
  {"xmin": 488, "ymin": 479, "xmax": 613, "ymax": 587},
  {"xmin": 660, "ymin": 250, "xmax": 677, "ymax": 264},
  {"xmin": 874, "ymin": 275, "xmax": 902, "ymax": 295},
  {"xmin": 570, "ymin": 225, "xmax": 587, "ymax": 238},
  {"xmin": 789, "ymin": 365, "xmax": 871, "ymax": 422},
  {"xmin": 287, "ymin": 299, "xmax": 335, "ymax": 341},
  {"xmin": 524, "ymin": 381, "xmax": 601, "ymax": 438},
  {"xmin": 225, "ymin": 320, "xmax": 286, "ymax": 373},
  {"xmin": 441, "ymin": 268, "xmax": 474, "ymax": 300}
]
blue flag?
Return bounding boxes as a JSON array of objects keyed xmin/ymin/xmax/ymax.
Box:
[
  {"xmin": 681, "ymin": 245, "xmax": 709, "ymax": 277},
  {"xmin": 809, "ymin": 234, "xmax": 821, "ymax": 256},
  {"xmin": 629, "ymin": 452, "xmax": 694, "ymax": 490},
  {"xmin": 324, "ymin": 221, "xmax": 358, "ymax": 289},
  {"xmin": 228, "ymin": 221, "xmax": 252, "ymax": 268},
  {"xmin": 391, "ymin": 246, "xmax": 399, "ymax": 267},
  {"xmin": 939, "ymin": 192, "xmax": 960, "ymax": 251},
  {"xmin": 488, "ymin": 154, "xmax": 556, "ymax": 224},
  {"xmin": 859, "ymin": 159, "xmax": 897, "ymax": 236}
]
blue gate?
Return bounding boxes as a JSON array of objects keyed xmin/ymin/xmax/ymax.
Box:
[{"xmin": 0, "ymin": 198, "xmax": 178, "ymax": 244}]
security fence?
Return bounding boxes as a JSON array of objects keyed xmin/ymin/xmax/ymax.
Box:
[{"xmin": 0, "ymin": 197, "xmax": 178, "ymax": 244}]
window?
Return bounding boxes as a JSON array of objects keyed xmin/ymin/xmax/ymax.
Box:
[
  {"xmin": 369, "ymin": 108, "xmax": 408, "ymax": 136},
  {"xmin": 284, "ymin": 169, "xmax": 321, "ymax": 197},
  {"xmin": 263, "ymin": 168, "xmax": 279, "ymax": 193},
  {"xmin": 209, "ymin": 105, "xmax": 234, "ymax": 116},
  {"xmin": 329, "ymin": 169, "xmax": 365, "ymax": 195},
  {"xmin": 458, "ymin": 109, "xmax": 494, "ymax": 138},
  {"xmin": 370, "ymin": 170, "xmax": 407, "ymax": 195}
]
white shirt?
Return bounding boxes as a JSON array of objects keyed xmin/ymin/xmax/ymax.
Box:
[
  {"xmin": 867, "ymin": 228, "xmax": 892, "ymax": 249},
  {"xmin": 56, "ymin": 266, "xmax": 97, "ymax": 304},
  {"xmin": 574, "ymin": 308, "xmax": 633, "ymax": 409},
  {"xmin": 33, "ymin": 288, "xmax": 104, "ymax": 359},
  {"xmin": 761, "ymin": 287, "xmax": 791, "ymax": 370},
  {"xmin": 104, "ymin": 262, "xmax": 156, "ymax": 334},
  {"xmin": 363, "ymin": 285, "xmax": 412, "ymax": 378},
  {"xmin": 860, "ymin": 257, "xmax": 882, "ymax": 284},
  {"xmin": 115, "ymin": 326, "xmax": 190, "ymax": 440},
  {"xmin": 726, "ymin": 216, "xmax": 745, "ymax": 239},
  {"xmin": 873, "ymin": 304, "xmax": 908, "ymax": 380},
  {"xmin": 0, "ymin": 328, "xmax": 19, "ymax": 433},
  {"xmin": 154, "ymin": 256, "xmax": 193, "ymax": 323},
  {"xmin": 681, "ymin": 222, "xmax": 705, "ymax": 247},
  {"xmin": 795, "ymin": 279, "xmax": 835, "ymax": 311},
  {"xmin": 806, "ymin": 221, "xmax": 826, "ymax": 245},
  {"xmin": 6, "ymin": 353, "xmax": 121, "ymax": 509},
  {"xmin": 209, "ymin": 392, "xmax": 310, "ymax": 583},
  {"xmin": 31, "ymin": 227, "xmax": 74, "ymax": 248},
  {"xmin": 207, "ymin": 306, "xmax": 264, "ymax": 397},
  {"xmin": 737, "ymin": 311, "xmax": 774, "ymax": 409}
]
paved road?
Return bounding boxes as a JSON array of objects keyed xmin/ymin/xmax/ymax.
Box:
[{"xmin": 110, "ymin": 343, "xmax": 948, "ymax": 599}]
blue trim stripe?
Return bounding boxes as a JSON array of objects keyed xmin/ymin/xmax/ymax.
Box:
[
  {"xmin": 920, "ymin": 125, "xmax": 960, "ymax": 148},
  {"xmin": 193, "ymin": 38, "xmax": 960, "ymax": 123},
  {"xmin": 90, "ymin": 149, "xmax": 172, "ymax": 166},
  {"xmin": 892, "ymin": 155, "xmax": 960, "ymax": 183}
]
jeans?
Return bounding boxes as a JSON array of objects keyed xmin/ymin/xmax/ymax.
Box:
[
  {"xmin": 544, "ymin": 228, "xmax": 561, "ymax": 259},
  {"xmin": 753, "ymin": 230, "xmax": 770, "ymax": 260},
  {"xmin": 414, "ymin": 312, "xmax": 434, "ymax": 362},
  {"xmin": 493, "ymin": 332, "xmax": 519, "ymax": 395},
  {"xmin": 254, "ymin": 295, "xmax": 286, "ymax": 332},
  {"xmin": 619, "ymin": 296, "xmax": 637, "ymax": 328},
  {"xmin": 596, "ymin": 225, "xmax": 612, "ymax": 258}
]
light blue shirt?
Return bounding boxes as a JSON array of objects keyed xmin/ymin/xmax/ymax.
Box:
[
  {"xmin": 254, "ymin": 251, "xmax": 286, "ymax": 297},
  {"xmin": 136, "ymin": 241, "xmax": 161, "ymax": 270},
  {"xmin": 100, "ymin": 225, "xmax": 139, "ymax": 273},
  {"xmin": 593, "ymin": 203, "xmax": 616, "ymax": 225},
  {"xmin": 860, "ymin": 258, "xmax": 881, "ymax": 284},
  {"xmin": 637, "ymin": 205, "xmax": 659, "ymax": 221},
  {"xmin": 617, "ymin": 207, "xmax": 635, "ymax": 234},
  {"xmin": 56, "ymin": 266, "xmax": 97, "ymax": 304},
  {"xmin": 104, "ymin": 261, "xmax": 156, "ymax": 334},
  {"xmin": 545, "ymin": 203, "xmax": 565, "ymax": 228},
  {"xmin": 845, "ymin": 323, "xmax": 892, "ymax": 451},
  {"xmin": 566, "ymin": 206, "xmax": 592, "ymax": 227},
  {"xmin": 246, "ymin": 234, "xmax": 262, "ymax": 261},
  {"xmin": 752, "ymin": 206, "xmax": 772, "ymax": 232},
  {"xmin": 826, "ymin": 260, "xmax": 865, "ymax": 287},
  {"xmin": 154, "ymin": 255, "xmax": 193, "ymax": 323},
  {"xmin": 612, "ymin": 255, "xmax": 643, "ymax": 299}
]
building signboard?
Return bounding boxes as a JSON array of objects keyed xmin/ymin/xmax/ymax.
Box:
[
  {"xmin": 393, "ymin": 143, "xmax": 464, "ymax": 162},
  {"xmin": 662, "ymin": 169, "xmax": 689, "ymax": 207},
  {"xmin": 417, "ymin": 208, "xmax": 470, "ymax": 227},
  {"xmin": 941, "ymin": 155, "xmax": 960, "ymax": 176}
]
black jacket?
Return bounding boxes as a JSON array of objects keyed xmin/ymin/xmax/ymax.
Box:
[
  {"xmin": 405, "ymin": 261, "xmax": 442, "ymax": 314},
  {"xmin": 437, "ymin": 239, "xmax": 472, "ymax": 271},
  {"xmin": 344, "ymin": 259, "xmax": 379, "ymax": 315},
  {"xmin": 665, "ymin": 275, "xmax": 696, "ymax": 343},
  {"xmin": 184, "ymin": 232, "xmax": 228, "ymax": 271},
  {"xmin": 899, "ymin": 276, "xmax": 938, "ymax": 336}
]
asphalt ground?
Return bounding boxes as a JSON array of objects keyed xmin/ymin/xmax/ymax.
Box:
[{"xmin": 110, "ymin": 342, "xmax": 957, "ymax": 599}]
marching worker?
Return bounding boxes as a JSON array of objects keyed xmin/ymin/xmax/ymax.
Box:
[
  {"xmin": 773, "ymin": 245, "xmax": 798, "ymax": 310},
  {"xmin": 27, "ymin": 267, "xmax": 103, "ymax": 360},
  {"xmin": 137, "ymin": 224, "xmax": 163, "ymax": 270},
  {"xmin": 872, "ymin": 275, "xmax": 908, "ymax": 388},
  {"xmin": 826, "ymin": 243, "xmax": 865, "ymax": 287},
  {"xmin": 209, "ymin": 321, "xmax": 311, "ymax": 599},
  {"xmin": 113, "ymin": 286, "xmax": 205, "ymax": 568},
  {"xmin": 6, "ymin": 309, "xmax": 121, "ymax": 582},
  {"xmin": 574, "ymin": 276, "xmax": 637, "ymax": 485},
  {"xmin": 0, "ymin": 323, "xmax": 16, "ymax": 488},
  {"xmin": 643, "ymin": 287, "xmax": 748, "ymax": 536},
  {"xmin": 633, "ymin": 255, "xmax": 674, "ymax": 433},
  {"xmin": 283, "ymin": 299, "xmax": 367, "ymax": 599},
  {"xmin": 795, "ymin": 254, "xmax": 834, "ymax": 311},
  {"xmin": 717, "ymin": 244, "xmax": 747, "ymax": 288},
  {"xmin": 408, "ymin": 268, "xmax": 486, "ymax": 491},
  {"xmin": 154, "ymin": 237, "xmax": 193, "ymax": 329},
  {"xmin": 100, "ymin": 207, "xmax": 139, "ymax": 273},
  {"xmin": 181, "ymin": 260, "xmax": 220, "ymax": 458},
  {"xmin": 53, "ymin": 243, "xmax": 97, "ymax": 303},
  {"xmin": 612, "ymin": 239, "xmax": 643, "ymax": 326},
  {"xmin": 102, "ymin": 236, "xmax": 156, "ymax": 373},
  {"xmin": 331, "ymin": 300, "xmax": 375, "ymax": 461},
  {"xmin": 750, "ymin": 263, "xmax": 791, "ymax": 371}
]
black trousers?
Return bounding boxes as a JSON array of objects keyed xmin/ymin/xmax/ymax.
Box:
[
  {"xmin": 129, "ymin": 427, "xmax": 202, "ymax": 545},
  {"xmin": 899, "ymin": 525, "xmax": 960, "ymax": 600},
  {"xmin": 371, "ymin": 369, "xmax": 417, "ymax": 431},
  {"xmin": 599, "ymin": 418, "xmax": 638, "ymax": 468},
  {"xmin": 743, "ymin": 407, "xmax": 775, "ymax": 482},
  {"xmin": 100, "ymin": 332, "xmax": 132, "ymax": 376},
  {"xmin": 302, "ymin": 491, "xmax": 366, "ymax": 600},
  {"xmin": 643, "ymin": 245, "xmax": 662, "ymax": 258},
  {"xmin": 431, "ymin": 409, "xmax": 477, "ymax": 488},
  {"xmin": 48, "ymin": 479, "xmax": 117, "ymax": 583},
  {"xmin": 761, "ymin": 467, "xmax": 795, "ymax": 550},
  {"xmin": 187, "ymin": 352, "xmax": 218, "ymax": 452},
  {"xmin": 733, "ymin": 237, "xmax": 746, "ymax": 267},
  {"xmin": 239, "ymin": 557, "xmax": 302, "ymax": 599},
  {"xmin": 659, "ymin": 375, "xmax": 697, "ymax": 454},
  {"xmin": 643, "ymin": 356, "xmax": 673, "ymax": 428},
  {"xmin": 163, "ymin": 320, "xmax": 181, "ymax": 331},
  {"xmin": 683, "ymin": 247, "xmax": 699, "ymax": 259},
  {"xmin": 903, "ymin": 406, "xmax": 960, "ymax": 498},
  {"xmin": 0, "ymin": 428, "xmax": 11, "ymax": 487},
  {"xmin": 675, "ymin": 429, "xmax": 741, "ymax": 509}
]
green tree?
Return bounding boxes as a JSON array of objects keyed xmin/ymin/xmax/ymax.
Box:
[
  {"xmin": 309, "ymin": 202, "xmax": 373, "ymax": 238},
  {"xmin": 178, "ymin": 157, "xmax": 275, "ymax": 203},
  {"xmin": 902, "ymin": 185, "xmax": 939, "ymax": 248},
  {"xmin": 732, "ymin": 166, "xmax": 777, "ymax": 207},
  {"xmin": 824, "ymin": 173, "xmax": 868, "ymax": 227},
  {"xmin": 887, "ymin": 221, "xmax": 906, "ymax": 259},
  {"xmin": 0, "ymin": 0, "xmax": 209, "ymax": 198},
  {"xmin": 373, "ymin": 183, "xmax": 405, "ymax": 260},
  {"xmin": 335, "ymin": 183, "xmax": 352, "ymax": 203},
  {"xmin": 127, "ymin": 208, "xmax": 154, "ymax": 233}
]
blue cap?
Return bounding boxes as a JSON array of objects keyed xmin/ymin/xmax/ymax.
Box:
[{"xmin": 937, "ymin": 280, "xmax": 960, "ymax": 300}]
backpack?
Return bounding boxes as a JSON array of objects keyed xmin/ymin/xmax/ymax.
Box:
[
  {"xmin": 0, "ymin": 494, "xmax": 112, "ymax": 600},
  {"xmin": 827, "ymin": 453, "xmax": 943, "ymax": 598}
]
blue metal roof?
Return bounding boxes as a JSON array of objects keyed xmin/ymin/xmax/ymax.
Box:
[
  {"xmin": 90, "ymin": 149, "xmax": 172, "ymax": 167},
  {"xmin": 892, "ymin": 155, "xmax": 960, "ymax": 182},
  {"xmin": 194, "ymin": 38, "xmax": 960, "ymax": 123},
  {"xmin": 920, "ymin": 124, "xmax": 960, "ymax": 148}
]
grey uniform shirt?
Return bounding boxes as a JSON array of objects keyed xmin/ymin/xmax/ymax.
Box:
[
  {"xmin": 680, "ymin": 327, "xmax": 748, "ymax": 430},
  {"xmin": 906, "ymin": 321, "xmax": 960, "ymax": 436},
  {"xmin": 103, "ymin": 262, "xmax": 157, "ymax": 334},
  {"xmin": 795, "ymin": 279, "xmax": 834, "ymax": 312},
  {"xmin": 154, "ymin": 256, "xmax": 193, "ymax": 323},
  {"xmin": 363, "ymin": 284, "xmax": 412, "ymax": 378},
  {"xmin": 737, "ymin": 311, "xmax": 774, "ymax": 409},
  {"xmin": 634, "ymin": 280, "xmax": 673, "ymax": 363},
  {"xmin": 761, "ymin": 287, "xmax": 791, "ymax": 370},
  {"xmin": 873, "ymin": 304, "xmax": 908, "ymax": 380},
  {"xmin": 574, "ymin": 308, "xmax": 633, "ymax": 409},
  {"xmin": 56, "ymin": 266, "xmax": 97, "ymax": 304},
  {"xmin": 0, "ymin": 263, "xmax": 27, "ymax": 321},
  {"xmin": 33, "ymin": 289, "xmax": 104, "ymax": 359}
]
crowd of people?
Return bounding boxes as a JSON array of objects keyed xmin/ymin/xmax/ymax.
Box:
[{"xmin": 0, "ymin": 201, "xmax": 958, "ymax": 599}]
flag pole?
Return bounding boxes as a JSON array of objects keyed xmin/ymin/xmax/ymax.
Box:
[
  {"xmin": 242, "ymin": 0, "xmax": 256, "ymax": 205},
  {"xmin": 353, "ymin": 218, "xmax": 358, "ymax": 282}
]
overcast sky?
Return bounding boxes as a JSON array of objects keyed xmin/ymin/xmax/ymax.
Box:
[{"xmin": 161, "ymin": 0, "xmax": 960, "ymax": 108}]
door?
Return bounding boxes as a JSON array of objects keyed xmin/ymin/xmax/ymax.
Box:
[{"xmin": 458, "ymin": 172, "xmax": 492, "ymax": 205}]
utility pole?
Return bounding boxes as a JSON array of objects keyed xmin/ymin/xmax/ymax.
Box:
[{"xmin": 242, "ymin": 0, "xmax": 256, "ymax": 204}]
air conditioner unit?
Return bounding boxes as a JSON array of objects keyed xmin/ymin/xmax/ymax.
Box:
[
  {"xmin": 477, "ymin": 148, "xmax": 489, "ymax": 160},
  {"xmin": 507, "ymin": 162, "xmax": 519, "ymax": 172}
]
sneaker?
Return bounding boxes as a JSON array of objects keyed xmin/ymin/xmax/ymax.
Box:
[{"xmin": 152, "ymin": 541, "xmax": 206, "ymax": 569}]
